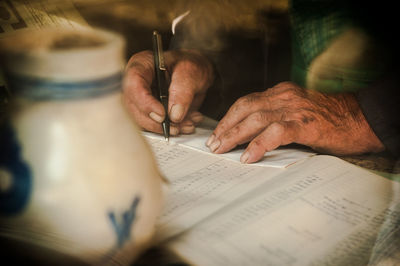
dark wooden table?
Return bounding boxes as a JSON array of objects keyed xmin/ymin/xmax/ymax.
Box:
[{"xmin": 1, "ymin": 1, "xmax": 399, "ymax": 265}]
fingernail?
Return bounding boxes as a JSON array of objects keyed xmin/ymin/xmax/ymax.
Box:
[
  {"xmin": 240, "ymin": 151, "xmax": 250, "ymax": 164},
  {"xmin": 190, "ymin": 113, "xmax": 203, "ymax": 123},
  {"xmin": 170, "ymin": 126, "xmax": 179, "ymax": 135},
  {"xmin": 209, "ymin": 139, "xmax": 221, "ymax": 153},
  {"xmin": 181, "ymin": 120, "xmax": 194, "ymax": 127},
  {"xmin": 170, "ymin": 104, "xmax": 184, "ymax": 122},
  {"xmin": 206, "ymin": 134, "xmax": 215, "ymax": 147},
  {"xmin": 149, "ymin": 112, "xmax": 164, "ymax": 123},
  {"xmin": 181, "ymin": 125, "xmax": 195, "ymax": 134}
]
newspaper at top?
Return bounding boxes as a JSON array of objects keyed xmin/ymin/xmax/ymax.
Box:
[
  {"xmin": 0, "ymin": 0, "xmax": 90, "ymax": 38},
  {"xmin": 0, "ymin": 0, "xmax": 91, "ymax": 92}
]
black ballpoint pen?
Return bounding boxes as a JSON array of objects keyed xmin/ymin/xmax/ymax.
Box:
[{"xmin": 152, "ymin": 30, "xmax": 170, "ymax": 141}]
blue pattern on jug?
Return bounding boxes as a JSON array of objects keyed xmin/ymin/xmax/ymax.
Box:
[
  {"xmin": 4, "ymin": 72, "xmax": 122, "ymax": 100},
  {"xmin": 108, "ymin": 196, "xmax": 141, "ymax": 248},
  {"xmin": 0, "ymin": 122, "xmax": 32, "ymax": 215}
]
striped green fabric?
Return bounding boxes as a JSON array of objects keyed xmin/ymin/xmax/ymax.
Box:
[{"xmin": 289, "ymin": 0, "xmax": 387, "ymax": 93}]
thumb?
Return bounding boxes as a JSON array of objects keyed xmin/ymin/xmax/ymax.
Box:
[{"xmin": 168, "ymin": 61, "xmax": 199, "ymax": 123}]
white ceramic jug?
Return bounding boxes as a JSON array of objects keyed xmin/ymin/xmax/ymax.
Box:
[{"xmin": 0, "ymin": 28, "xmax": 164, "ymax": 265}]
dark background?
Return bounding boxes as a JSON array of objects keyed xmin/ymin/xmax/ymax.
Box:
[{"xmin": 1, "ymin": 1, "xmax": 399, "ymax": 265}]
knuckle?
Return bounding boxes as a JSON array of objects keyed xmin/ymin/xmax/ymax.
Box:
[
  {"xmin": 275, "ymin": 81, "xmax": 298, "ymax": 90},
  {"xmin": 236, "ymin": 92, "xmax": 261, "ymax": 105},
  {"xmin": 230, "ymin": 125, "xmax": 242, "ymax": 137},
  {"xmin": 271, "ymin": 82, "xmax": 305, "ymax": 98},
  {"xmin": 129, "ymin": 52, "xmax": 153, "ymax": 71},
  {"xmin": 250, "ymin": 138, "xmax": 266, "ymax": 151},
  {"xmin": 243, "ymin": 93, "xmax": 259, "ymax": 104},
  {"xmin": 213, "ymin": 122, "xmax": 228, "ymax": 137},
  {"xmin": 253, "ymin": 111, "xmax": 267, "ymax": 125},
  {"xmin": 245, "ymin": 92, "xmax": 264, "ymax": 103},
  {"xmin": 232, "ymin": 93, "xmax": 262, "ymax": 112},
  {"xmin": 269, "ymin": 122, "xmax": 285, "ymax": 135},
  {"xmin": 176, "ymin": 60, "xmax": 194, "ymax": 71},
  {"xmin": 277, "ymin": 81, "xmax": 294, "ymax": 87},
  {"xmin": 278, "ymin": 89, "xmax": 299, "ymax": 101},
  {"xmin": 174, "ymin": 58, "xmax": 207, "ymax": 82},
  {"xmin": 276, "ymin": 108, "xmax": 289, "ymax": 121},
  {"xmin": 234, "ymin": 96, "xmax": 248, "ymax": 108},
  {"xmin": 222, "ymin": 127, "xmax": 239, "ymax": 142}
]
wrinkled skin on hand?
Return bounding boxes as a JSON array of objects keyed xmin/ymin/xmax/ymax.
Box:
[
  {"xmin": 206, "ymin": 82, "xmax": 385, "ymax": 163},
  {"xmin": 123, "ymin": 49, "xmax": 214, "ymax": 135}
]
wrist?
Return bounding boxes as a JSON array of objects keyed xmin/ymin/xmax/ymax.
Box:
[{"xmin": 342, "ymin": 93, "xmax": 385, "ymax": 153}]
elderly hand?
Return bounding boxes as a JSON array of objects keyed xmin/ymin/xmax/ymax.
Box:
[
  {"xmin": 123, "ymin": 49, "xmax": 214, "ymax": 135},
  {"xmin": 206, "ymin": 81, "xmax": 385, "ymax": 163}
]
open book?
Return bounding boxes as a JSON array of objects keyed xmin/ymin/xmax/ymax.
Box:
[{"xmin": 143, "ymin": 120, "xmax": 400, "ymax": 266}]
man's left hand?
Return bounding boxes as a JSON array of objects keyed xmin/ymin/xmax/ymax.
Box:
[{"xmin": 206, "ymin": 82, "xmax": 384, "ymax": 163}]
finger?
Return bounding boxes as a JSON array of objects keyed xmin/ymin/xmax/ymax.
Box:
[
  {"xmin": 188, "ymin": 111, "xmax": 204, "ymax": 125},
  {"xmin": 122, "ymin": 95, "xmax": 163, "ymax": 133},
  {"xmin": 123, "ymin": 70, "xmax": 165, "ymax": 117},
  {"xmin": 169, "ymin": 54, "xmax": 211, "ymax": 123},
  {"xmin": 240, "ymin": 121, "xmax": 299, "ymax": 164},
  {"xmin": 167, "ymin": 62, "xmax": 197, "ymax": 123},
  {"xmin": 178, "ymin": 110, "xmax": 206, "ymax": 134},
  {"xmin": 123, "ymin": 52, "xmax": 166, "ymax": 122},
  {"xmin": 179, "ymin": 119, "xmax": 195, "ymax": 134},
  {"xmin": 209, "ymin": 110, "xmax": 281, "ymax": 154},
  {"xmin": 123, "ymin": 95, "xmax": 180, "ymax": 135},
  {"xmin": 177, "ymin": 111, "xmax": 204, "ymax": 134},
  {"xmin": 211, "ymin": 92, "xmax": 269, "ymax": 140}
]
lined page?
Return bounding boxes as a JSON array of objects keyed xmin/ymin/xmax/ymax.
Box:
[
  {"xmin": 146, "ymin": 138, "xmax": 283, "ymax": 242},
  {"xmin": 169, "ymin": 155, "xmax": 400, "ymax": 266},
  {"xmin": 143, "ymin": 121, "xmax": 315, "ymax": 169}
]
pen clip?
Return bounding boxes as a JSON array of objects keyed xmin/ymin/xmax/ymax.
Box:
[{"xmin": 153, "ymin": 31, "xmax": 166, "ymax": 71}]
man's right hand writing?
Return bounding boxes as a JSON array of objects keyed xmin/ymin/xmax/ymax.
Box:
[{"xmin": 122, "ymin": 49, "xmax": 214, "ymax": 135}]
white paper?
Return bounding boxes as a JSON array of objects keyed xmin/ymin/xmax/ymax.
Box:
[
  {"xmin": 142, "ymin": 117, "xmax": 315, "ymax": 169},
  {"xmin": 168, "ymin": 155, "xmax": 400, "ymax": 266},
  {"xmin": 147, "ymin": 137, "xmax": 283, "ymax": 242}
]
